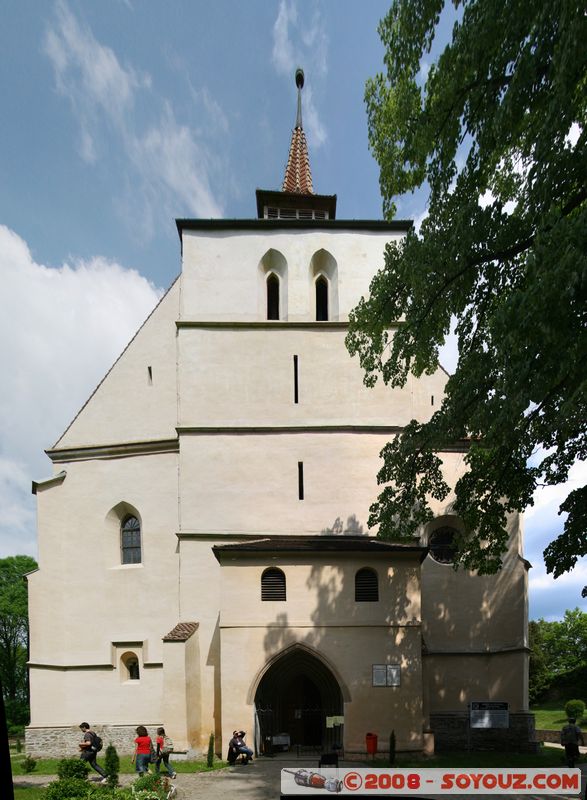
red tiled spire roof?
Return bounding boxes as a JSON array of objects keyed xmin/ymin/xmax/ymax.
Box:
[{"xmin": 282, "ymin": 68, "xmax": 314, "ymax": 195}]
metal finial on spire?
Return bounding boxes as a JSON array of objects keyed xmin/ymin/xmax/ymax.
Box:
[{"xmin": 295, "ymin": 68, "xmax": 304, "ymax": 129}]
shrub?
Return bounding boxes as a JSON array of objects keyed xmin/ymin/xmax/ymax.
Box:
[
  {"xmin": 21, "ymin": 755, "xmax": 37, "ymax": 773},
  {"xmin": 133, "ymin": 772, "xmax": 171, "ymax": 799},
  {"xmin": 565, "ymin": 699, "xmax": 585, "ymax": 721},
  {"xmin": 389, "ymin": 730, "xmax": 396, "ymax": 766},
  {"xmin": 207, "ymin": 732, "xmax": 215, "ymax": 767},
  {"xmin": 57, "ymin": 757, "xmax": 89, "ymax": 779},
  {"xmin": 16, "ymin": 738, "xmax": 22, "ymax": 753},
  {"xmin": 45, "ymin": 777, "xmax": 89, "ymax": 800},
  {"xmin": 104, "ymin": 742, "xmax": 120, "ymax": 787}
]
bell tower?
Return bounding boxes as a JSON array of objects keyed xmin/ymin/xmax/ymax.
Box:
[{"xmin": 256, "ymin": 68, "xmax": 337, "ymax": 220}]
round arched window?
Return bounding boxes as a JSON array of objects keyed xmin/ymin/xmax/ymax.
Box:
[{"xmin": 428, "ymin": 527, "xmax": 458, "ymax": 564}]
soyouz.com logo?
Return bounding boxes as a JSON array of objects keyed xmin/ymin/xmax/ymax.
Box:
[{"xmin": 280, "ymin": 768, "xmax": 581, "ymax": 795}]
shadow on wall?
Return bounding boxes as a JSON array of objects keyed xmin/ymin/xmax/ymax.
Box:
[
  {"xmin": 321, "ymin": 515, "xmax": 365, "ymax": 535},
  {"xmin": 257, "ymin": 548, "xmax": 424, "ymax": 750}
]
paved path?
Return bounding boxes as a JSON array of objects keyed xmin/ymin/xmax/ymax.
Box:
[{"xmin": 13, "ymin": 757, "xmax": 587, "ymax": 799}]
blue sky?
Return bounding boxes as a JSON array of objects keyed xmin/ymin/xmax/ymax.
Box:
[{"xmin": 0, "ymin": 0, "xmax": 584, "ymax": 621}]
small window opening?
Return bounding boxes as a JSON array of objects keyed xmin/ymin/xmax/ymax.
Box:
[
  {"xmin": 431, "ymin": 395, "xmax": 434, "ymax": 406},
  {"xmin": 429, "ymin": 527, "xmax": 458, "ymax": 564},
  {"xmin": 267, "ymin": 273, "xmax": 280, "ymax": 320},
  {"xmin": 148, "ymin": 366, "xmax": 153, "ymax": 384},
  {"xmin": 121, "ymin": 652, "xmax": 140, "ymax": 680},
  {"xmin": 298, "ymin": 461, "xmax": 304, "ymax": 500},
  {"xmin": 316, "ymin": 275, "xmax": 329, "ymax": 321},
  {"xmin": 293, "ymin": 355, "xmax": 299, "ymax": 404},
  {"xmin": 261, "ymin": 567, "xmax": 286, "ymax": 601},
  {"xmin": 121, "ymin": 515, "xmax": 141, "ymax": 564},
  {"xmin": 355, "ymin": 568, "xmax": 379, "ymax": 602}
]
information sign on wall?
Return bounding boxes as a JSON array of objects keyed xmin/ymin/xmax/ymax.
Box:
[{"xmin": 470, "ymin": 701, "xmax": 509, "ymax": 728}]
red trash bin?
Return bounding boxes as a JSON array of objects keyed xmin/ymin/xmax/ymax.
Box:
[{"xmin": 365, "ymin": 732, "xmax": 378, "ymax": 756}]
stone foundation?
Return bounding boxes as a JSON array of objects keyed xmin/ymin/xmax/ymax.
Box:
[
  {"xmin": 25, "ymin": 724, "xmax": 162, "ymax": 759},
  {"xmin": 430, "ymin": 712, "xmax": 538, "ymax": 752}
]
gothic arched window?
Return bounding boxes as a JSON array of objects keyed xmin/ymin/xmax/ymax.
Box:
[
  {"xmin": 355, "ymin": 568, "xmax": 379, "ymax": 602},
  {"xmin": 267, "ymin": 273, "xmax": 280, "ymax": 320},
  {"xmin": 315, "ymin": 275, "xmax": 329, "ymax": 321},
  {"xmin": 261, "ymin": 567, "xmax": 286, "ymax": 600},
  {"xmin": 121, "ymin": 515, "xmax": 141, "ymax": 564}
]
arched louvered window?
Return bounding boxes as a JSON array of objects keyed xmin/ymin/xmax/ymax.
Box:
[
  {"xmin": 261, "ymin": 567, "xmax": 286, "ymax": 601},
  {"xmin": 315, "ymin": 275, "xmax": 328, "ymax": 321},
  {"xmin": 121, "ymin": 515, "xmax": 141, "ymax": 564},
  {"xmin": 428, "ymin": 527, "xmax": 457, "ymax": 564},
  {"xmin": 267, "ymin": 273, "xmax": 280, "ymax": 320},
  {"xmin": 355, "ymin": 568, "xmax": 379, "ymax": 602}
]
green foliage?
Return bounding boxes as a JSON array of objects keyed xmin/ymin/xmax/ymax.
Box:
[
  {"xmin": 529, "ymin": 609, "xmax": 587, "ymax": 701},
  {"xmin": 348, "ymin": 0, "xmax": 587, "ymax": 583},
  {"xmin": 133, "ymin": 772, "xmax": 172, "ymax": 799},
  {"xmin": 529, "ymin": 620, "xmax": 554, "ymax": 703},
  {"xmin": 0, "ymin": 555, "xmax": 38, "ymax": 727},
  {"xmin": 104, "ymin": 742, "xmax": 120, "ymax": 788},
  {"xmin": 57, "ymin": 757, "xmax": 89, "ymax": 780},
  {"xmin": 45, "ymin": 778, "xmax": 89, "ymax": 800},
  {"xmin": 565, "ymin": 699, "xmax": 585, "ymax": 720},
  {"xmin": 389, "ymin": 730, "xmax": 396, "ymax": 765},
  {"xmin": 207, "ymin": 732, "xmax": 215, "ymax": 767},
  {"xmin": 16, "ymin": 737, "xmax": 22, "ymax": 753},
  {"xmin": 21, "ymin": 755, "xmax": 37, "ymax": 773}
]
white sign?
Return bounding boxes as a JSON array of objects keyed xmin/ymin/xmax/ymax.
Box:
[
  {"xmin": 470, "ymin": 701, "xmax": 509, "ymax": 729},
  {"xmin": 372, "ymin": 664, "xmax": 401, "ymax": 687}
]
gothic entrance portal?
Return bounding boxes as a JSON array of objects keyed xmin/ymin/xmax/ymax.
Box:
[{"xmin": 254, "ymin": 647, "xmax": 343, "ymax": 754}]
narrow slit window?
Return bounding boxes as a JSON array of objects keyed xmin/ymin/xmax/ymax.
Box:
[
  {"xmin": 147, "ymin": 366, "xmax": 153, "ymax": 384},
  {"xmin": 293, "ymin": 355, "xmax": 299, "ymax": 404},
  {"xmin": 121, "ymin": 515, "xmax": 141, "ymax": 564},
  {"xmin": 298, "ymin": 461, "xmax": 304, "ymax": 500},
  {"xmin": 431, "ymin": 395, "xmax": 434, "ymax": 406},
  {"xmin": 267, "ymin": 273, "xmax": 280, "ymax": 320},
  {"xmin": 315, "ymin": 275, "xmax": 329, "ymax": 321}
]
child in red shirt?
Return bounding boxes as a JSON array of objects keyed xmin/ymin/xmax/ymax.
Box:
[{"xmin": 133, "ymin": 725, "xmax": 153, "ymax": 774}]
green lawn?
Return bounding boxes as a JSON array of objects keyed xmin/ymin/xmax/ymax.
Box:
[
  {"xmin": 14, "ymin": 790, "xmax": 46, "ymax": 800},
  {"xmin": 531, "ymin": 701, "xmax": 586, "ymax": 731},
  {"xmin": 10, "ymin": 750, "xmax": 229, "ymax": 776}
]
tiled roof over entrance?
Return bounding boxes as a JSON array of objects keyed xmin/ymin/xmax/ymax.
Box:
[
  {"xmin": 213, "ymin": 536, "xmax": 427, "ymax": 559},
  {"xmin": 162, "ymin": 621, "xmax": 199, "ymax": 641}
]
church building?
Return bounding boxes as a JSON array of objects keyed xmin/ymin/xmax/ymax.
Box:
[{"xmin": 27, "ymin": 71, "xmax": 533, "ymax": 759}]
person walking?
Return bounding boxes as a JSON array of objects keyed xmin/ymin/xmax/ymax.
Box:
[
  {"xmin": 155, "ymin": 727, "xmax": 176, "ymax": 778},
  {"xmin": 560, "ymin": 717, "xmax": 584, "ymax": 768},
  {"xmin": 133, "ymin": 725, "xmax": 154, "ymax": 775},
  {"xmin": 78, "ymin": 722, "xmax": 107, "ymax": 783}
]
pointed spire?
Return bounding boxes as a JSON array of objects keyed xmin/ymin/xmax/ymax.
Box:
[{"xmin": 282, "ymin": 68, "xmax": 314, "ymax": 195}]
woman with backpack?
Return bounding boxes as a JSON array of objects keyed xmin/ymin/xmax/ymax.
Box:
[{"xmin": 155, "ymin": 727, "xmax": 177, "ymax": 778}]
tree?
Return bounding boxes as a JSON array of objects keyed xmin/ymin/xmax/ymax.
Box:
[
  {"xmin": 0, "ymin": 555, "xmax": 38, "ymax": 728},
  {"xmin": 347, "ymin": 0, "xmax": 587, "ymax": 579}
]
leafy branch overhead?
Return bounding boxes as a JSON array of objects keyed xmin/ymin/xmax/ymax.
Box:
[{"xmin": 346, "ymin": 0, "xmax": 587, "ymax": 577}]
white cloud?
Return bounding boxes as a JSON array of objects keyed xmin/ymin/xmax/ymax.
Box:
[
  {"xmin": 0, "ymin": 224, "xmax": 162, "ymax": 558},
  {"xmin": 44, "ymin": 1, "xmax": 223, "ymax": 229},
  {"xmin": 271, "ymin": 0, "xmax": 328, "ymax": 149},
  {"xmin": 565, "ymin": 122, "xmax": 582, "ymax": 148},
  {"xmin": 525, "ymin": 458, "xmax": 587, "ymax": 521}
]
